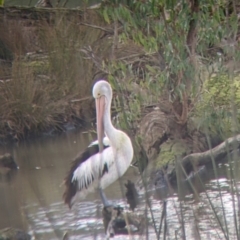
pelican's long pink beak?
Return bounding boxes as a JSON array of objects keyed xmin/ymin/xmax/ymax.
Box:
[{"xmin": 96, "ymin": 96, "xmax": 105, "ymax": 152}]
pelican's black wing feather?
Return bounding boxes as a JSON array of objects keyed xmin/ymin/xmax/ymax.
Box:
[{"xmin": 63, "ymin": 143, "xmax": 109, "ymax": 208}]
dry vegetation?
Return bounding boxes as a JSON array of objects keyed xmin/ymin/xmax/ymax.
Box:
[{"xmin": 0, "ymin": 9, "xmax": 107, "ymax": 143}]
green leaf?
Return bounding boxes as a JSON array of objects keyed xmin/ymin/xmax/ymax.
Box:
[
  {"xmin": 146, "ymin": 65, "xmax": 156, "ymax": 73},
  {"xmin": 103, "ymin": 8, "xmax": 110, "ymax": 24}
]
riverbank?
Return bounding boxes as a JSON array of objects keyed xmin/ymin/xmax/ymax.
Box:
[
  {"xmin": 0, "ymin": 6, "xmax": 104, "ymax": 143},
  {"xmin": 0, "ymin": 3, "xmax": 240, "ymax": 173}
]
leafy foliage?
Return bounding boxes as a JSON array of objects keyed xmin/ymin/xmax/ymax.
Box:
[
  {"xmin": 196, "ymin": 73, "xmax": 240, "ymax": 139},
  {"xmin": 99, "ymin": 0, "xmax": 239, "ymax": 132}
]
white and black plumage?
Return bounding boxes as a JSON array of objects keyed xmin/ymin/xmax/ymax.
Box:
[{"xmin": 63, "ymin": 80, "xmax": 133, "ymax": 208}]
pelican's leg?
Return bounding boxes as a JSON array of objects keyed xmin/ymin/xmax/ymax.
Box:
[{"xmin": 99, "ymin": 188, "xmax": 112, "ymax": 207}]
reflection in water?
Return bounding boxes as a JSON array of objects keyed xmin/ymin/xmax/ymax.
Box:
[
  {"xmin": 0, "ymin": 130, "xmax": 139, "ymax": 239},
  {"xmin": 0, "ymin": 130, "xmax": 240, "ymax": 239}
]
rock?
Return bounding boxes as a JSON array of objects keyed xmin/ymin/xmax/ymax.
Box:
[{"xmin": 0, "ymin": 227, "xmax": 31, "ymax": 240}]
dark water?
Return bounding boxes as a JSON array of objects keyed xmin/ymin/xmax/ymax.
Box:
[{"xmin": 0, "ymin": 130, "xmax": 240, "ymax": 239}]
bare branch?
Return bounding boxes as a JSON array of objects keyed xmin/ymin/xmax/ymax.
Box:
[{"xmin": 79, "ymin": 22, "xmax": 113, "ymax": 33}]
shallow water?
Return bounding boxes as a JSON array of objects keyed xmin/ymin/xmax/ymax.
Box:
[{"xmin": 0, "ymin": 130, "xmax": 240, "ymax": 239}]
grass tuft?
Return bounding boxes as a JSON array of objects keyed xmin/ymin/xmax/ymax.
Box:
[{"xmin": 0, "ymin": 11, "xmax": 105, "ymax": 142}]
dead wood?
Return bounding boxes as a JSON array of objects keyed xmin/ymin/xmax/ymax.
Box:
[{"xmin": 168, "ymin": 134, "xmax": 240, "ymax": 182}]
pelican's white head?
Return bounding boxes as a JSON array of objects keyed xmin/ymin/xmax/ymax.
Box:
[
  {"xmin": 92, "ymin": 80, "xmax": 113, "ymax": 152},
  {"xmin": 92, "ymin": 80, "xmax": 112, "ymax": 101}
]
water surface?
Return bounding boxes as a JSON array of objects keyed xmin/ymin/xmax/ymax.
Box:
[{"xmin": 0, "ymin": 131, "xmax": 240, "ymax": 239}]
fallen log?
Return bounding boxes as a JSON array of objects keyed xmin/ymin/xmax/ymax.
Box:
[{"xmin": 168, "ymin": 134, "xmax": 240, "ymax": 182}]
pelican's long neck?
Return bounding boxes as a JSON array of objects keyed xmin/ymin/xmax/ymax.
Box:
[{"xmin": 103, "ymin": 96, "xmax": 119, "ymax": 147}]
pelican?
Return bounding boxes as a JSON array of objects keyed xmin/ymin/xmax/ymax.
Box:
[{"xmin": 63, "ymin": 80, "xmax": 134, "ymax": 208}]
